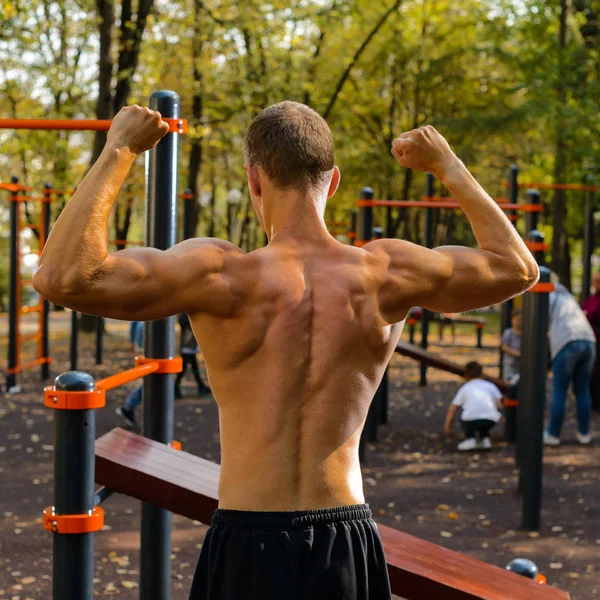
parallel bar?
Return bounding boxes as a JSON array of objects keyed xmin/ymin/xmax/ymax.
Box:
[
  {"xmin": 141, "ymin": 90, "xmax": 179, "ymax": 600},
  {"xmin": 581, "ymin": 189, "xmax": 595, "ymax": 305},
  {"xmin": 499, "ymin": 165, "xmax": 519, "ymax": 380},
  {"xmin": 5, "ymin": 356, "xmax": 52, "ymax": 375},
  {"xmin": 52, "ymin": 371, "xmax": 97, "ymax": 600},
  {"xmin": 0, "ymin": 117, "xmax": 187, "ymax": 134},
  {"xmin": 356, "ymin": 199, "xmax": 542, "ymax": 211},
  {"xmin": 41, "ymin": 184, "xmax": 51, "ymax": 380},
  {"xmin": 95, "ymin": 362, "xmax": 159, "ymax": 391},
  {"xmin": 420, "ymin": 174, "xmax": 435, "ymax": 387},
  {"xmin": 7, "ymin": 176, "xmax": 20, "ymax": 392},
  {"xmin": 70, "ymin": 311, "xmax": 78, "ymax": 371},
  {"xmin": 518, "ymin": 265, "xmax": 551, "ymax": 531}
]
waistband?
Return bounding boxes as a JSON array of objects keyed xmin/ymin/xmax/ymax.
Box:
[{"xmin": 211, "ymin": 504, "xmax": 372, "ymax": 529}]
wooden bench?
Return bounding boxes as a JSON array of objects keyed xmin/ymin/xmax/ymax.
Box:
[
  {"xmin": 95, "ymin": 428, "xmax": 568, "ymax": 600},
  {"xmin": 395, "ymin": 340, "xmax": 509, "ymax": 395},
  {"xmin": 407, "ymin": 313, "xmax": 487, "ymax": 348}
]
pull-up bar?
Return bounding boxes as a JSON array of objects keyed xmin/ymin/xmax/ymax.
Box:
[
  {"xmin": 356, "ymin": 199, "xmax": 543, "ymax": 212},
  {"xmin": 0, "ymin": 117, "xmax": 188, "ymax": 134}
]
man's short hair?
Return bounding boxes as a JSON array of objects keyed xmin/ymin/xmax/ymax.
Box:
[
  {"xmin": 465, "ymin": 361, "xmax": 483, "ymax": 379},
  {"xmin": 244, "ymin": 101, "xmax": 335, "ymax": 191},
  {"xmin": 511, "ymin": 308, "xmax": 523, "ymax": 317}
]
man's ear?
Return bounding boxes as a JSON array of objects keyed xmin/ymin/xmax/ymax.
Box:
[
  {"xmin": 245, "ymin": 164, "xmax": 262, "ymax": 197},
  {"xmin": 327, "ymin": 166, "xmax": 341, "ymax": 199}
]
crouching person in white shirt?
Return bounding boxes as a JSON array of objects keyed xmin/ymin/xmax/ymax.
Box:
[{"xmin": 444, "ymin": 361, "xmax": 503, "ymax": 451}]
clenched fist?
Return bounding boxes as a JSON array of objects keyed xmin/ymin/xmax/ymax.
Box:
[
  {"xmin": 107, "ymin": 105, "xmax": 170, "ymax": 155},
  {"xmin": 391, "ymin": 126, "xmax": 459, "ymax": 180}
]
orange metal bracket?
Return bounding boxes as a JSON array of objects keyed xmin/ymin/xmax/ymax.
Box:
[
  {"xmin": 530, "ymin": 282, "xmax": 555, "ymax": 294},
  {"xmin": 44, "ymin": 387, "xmax": 106, "ymax": 410},
  {"xmin": 170, "ymin": 440, "xmax": 182, "ymax": 451},
  {"xmin": 135, "ymin": 355, "xmax": 183, "ymax": 374},
  {"xmin": 43, "ymin": 506, "xmax": 104, "ymax": 534},
  {"xmin": 504, "ymin": 398, "xmax": 519, "ymax": 408},
  {"xmin": 525, "ymin": 241, "xmax": 549, "ymax": 252}
]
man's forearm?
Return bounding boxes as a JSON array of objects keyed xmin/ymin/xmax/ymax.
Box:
[{"xmin": 37, "ymin": 144, "xmax": 136, "ymax": 289}]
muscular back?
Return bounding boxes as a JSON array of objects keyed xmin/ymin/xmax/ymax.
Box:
[{"xmin": 189, "ymin": 238, "xmax": 404, "ymax": 511}]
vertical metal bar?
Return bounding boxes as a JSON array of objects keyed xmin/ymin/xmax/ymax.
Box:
[
  {"xmin": 379, "ymin": 367, "xmax": 389, "ymax": 425},
  {"xmin": 7, "ymin": 176, "xmax": 19, "ymax": 392},
  {"xmin": 140, "ymin": 90, "xmax": 179, "ymax": 600},
  {"xmin": 581, "ymin": 190, "xmax": 594, "ymax": 304},
  {"xmin": 385, "ymin": 205, "xmax": 393, "ymax": 238},
  {"xmin": 525, "ymin": 189, "xmax": 541, "ymax": 237},
  {"xmin": 420, "ymin": 174, "xmax": 435, "ymax": 387},
  {"xmin": 52, "ymin": 371, "xmax": 97, "ymax": 600},
  {"xmin": 95, "ymin": 317, "xmax": 103, "ymax": 365},
  {"xmin": 349, "ymin": 209, "xmax": 358, "ymax": 246},
  {"xmin": 41, "ymin": 184, "xmax": 51, "ymax": 380},
  {"xmin": 70, "ymin": 311, "xmax": 78, "ymax": 371},
  {"xmin": 358, "ymin": 187, "xmax": 373, "ymax": 243},
  {"xmin": 518, "ymin": 265, "xmax": 551, "ymax": 531},
  {"xmin": 500, "ymin": 166, "xmax": 519, "ymax": 378},
  {"xmin": 183, "ymin": 187, "xmax": 195, "ymax": 240}
]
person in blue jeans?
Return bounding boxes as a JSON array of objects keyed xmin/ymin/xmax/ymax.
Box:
[
  {"xmin": 117, "ymin": 321, "xmax": 144, "ymax": 427},
  {"xmin": 545, "ymin": 280, "xmax": 596, "ymax": 446}
]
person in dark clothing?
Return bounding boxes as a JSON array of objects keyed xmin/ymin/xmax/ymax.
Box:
[
  {"xmin": 582, "ymin": 271, "xmax": 600, "ymax": 410},
  {"xmin": 176, "ymin": 313, "xmax": 211, "ymax": 398}
]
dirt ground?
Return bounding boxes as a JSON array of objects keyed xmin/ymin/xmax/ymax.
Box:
[{"xmin": 1, "ymin": 314, "xmax": 599, "ymax": 600}]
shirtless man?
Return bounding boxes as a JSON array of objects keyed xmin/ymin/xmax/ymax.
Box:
[{"xmin": 33, "ymin": 102, "xmax": 539, "ymax": 599}]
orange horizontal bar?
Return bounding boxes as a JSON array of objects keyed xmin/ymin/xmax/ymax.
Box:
[
  {"xmin": 20, "ymin": 279, "xmax": 33, "ymax": 286},
  {"xmin": 347, "ymin": 231, "xmax": 357, "ymax": 239},
  {"xmin": 179, "ymin": 193, "xmax": 194, "ymax": 199},
  {"xmin": 356, "ymin": 199, "xmax": 543, "ymax": 212},
  {"xmin": 6, "ymin": 356, "xmax": 52, "ymax": 374},
  {"xmin": 355, "ymin": 240, "xmax": 369, "ymax": 247},
  {"xmin": 95, "ymin": 362, "xmax": 159, "ymax": 391},
  {"xmin": 45, "ymin": 188, "xmax": 74, "ymax": 195},
  {"xmin": 0, "ymin": 117, "xmax": 188, "ymax": 134},
  {"xmin": 19, "ymin": 333, "xmax": 42, "ymax": 343},
  {"xmin": 20, "ymin": 305, "xmax": 42, "ymax": 314},
  {"xmin": 109, "ymin": 239, "xmax": 145, "ymax": 247},
  {"xmin": 504, "ymin": 398, "xmax": 519, "ymax": 408},
  {"xmin": 517, "ymin": 182, "xmax": 597, "ymax": 192},
  {"xmin": 0, "ymin": 182, "xmax": 32, "ymax": 192},
  {"xmin": 6, "ymin": 195, "xmax": 33, "ymax": 202},
  {"xmin": 507, "ymin": 215, "xmax": 520, "ymax": 222}
]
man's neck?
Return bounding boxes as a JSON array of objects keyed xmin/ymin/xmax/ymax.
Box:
[{"xmin": 262, "ymin": 189, "xmax": 330, "ymax": 244}]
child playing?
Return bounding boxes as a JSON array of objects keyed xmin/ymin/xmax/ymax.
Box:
[
  {"xmin": 444, "ymin": 361, "xmax": 503, "ymax": 451},
  {"xmin": 501, "ymin": 308, "xmax": 522, "ymax": 380},
  {"xmin": 175, "ymin": 313, "xmax": 211, "ymax": 398}
]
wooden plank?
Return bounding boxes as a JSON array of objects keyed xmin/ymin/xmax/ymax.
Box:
[
  {"xmin": 395, "ymin": 341, "xmax": 509, "ymax": 394},
  {"xmin": 379, "ymin": 526, "xmax": 568, "ymax": 600},
  {"xmin": 95, "ymin": 429, "xmax": 568, "ymax": 600}
]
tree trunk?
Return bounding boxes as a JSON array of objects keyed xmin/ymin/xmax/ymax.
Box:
[
  {"xmin": 90, "ymin": 0, "xmax": 115, "ymax": 167},
  {"xmin": 551, "ymin": 0, "xmax": 570, "ymax": 287}
]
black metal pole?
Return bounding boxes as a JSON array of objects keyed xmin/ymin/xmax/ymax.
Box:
[
  {"xmin": 140, "ymin": 90, "xmax": 179, "ymax": 600},
  {"xmin": 95, "ymin": 317, "xmax": 104, "ymax": 365},
  {"xmin": 70, "ymin": 311, "xmax": 78, "ymax": 371},
  {"xmin": 41, "ymin": 184, "xmax": 51, "ymax": 380},
  {"xmin": 349, "ymin": 209, "xmax": 358, "ymax": 246},
  {"xmin": 581, "ymin": 189, "xmax": 595, "ymax": 305},
  {"xmin": 518, "ymin": 263, "xmax": 551, "ymax": 531},
  {"xmin": 379, "ymin": 368, "xmax": 389, "ymax": 425},
  {"xmin": 51, "ymin": 371, "xmax": 97, "ymax": 599},
  {"xmin": 385, "ymin": 205, "xmax": 393, "ymax": 238},
  {"xmin": 358, "ymin": 187, "xmax": 373, "ymax": 243},
  {"xmin": 499, "ymin": 166, "xmax": 519, "ymax": 379},
  {"xmin": 420, "ymin": 174, "xmax": 435, "ymax": 387},
  {"xmin": 183, "ymin": 187, "xmax": 195, "ymax": 241},
  {"xmin": 7, "ymin": 175, "xmax": 19, "ymax": 392},
  {"xmin": 525, "ymin": 189, "xmax": 541, "ymax": 238}
]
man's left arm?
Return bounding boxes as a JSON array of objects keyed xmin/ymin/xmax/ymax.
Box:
[{"xmin": 33, "ymin": 106, "xmax": 242, "ymax": 321}]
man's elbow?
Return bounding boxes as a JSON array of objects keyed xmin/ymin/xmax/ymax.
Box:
[
  {"xmin": 32, "ymin": 267, "xmax": 86, "ymax": 306},
  {"xmin": 520, "ymin": 255, "xmax": 540, "ymax": 291}
]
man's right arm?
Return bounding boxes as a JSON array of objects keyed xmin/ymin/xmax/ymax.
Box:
[{"xmin": 369, "ymin": 126, "xmax": 539, "ymax": 322}]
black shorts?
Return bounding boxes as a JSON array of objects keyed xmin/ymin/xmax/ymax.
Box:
[{"xmin": 189, "ymin": 504, "xmax": 392, "ymax": 600}]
